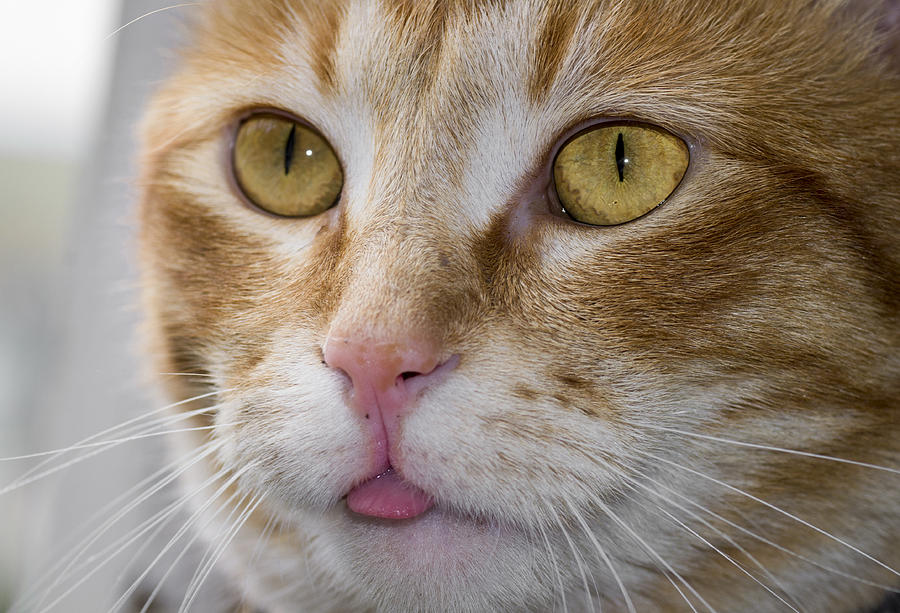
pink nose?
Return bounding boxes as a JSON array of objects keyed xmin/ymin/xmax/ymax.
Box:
[
  {"xmin": 323, "ymin": 335, "xmax": 440, "ymax": 401},
  {"xmin": 323, "ymin": 331, "xmax": 455, "ymax": 470}
]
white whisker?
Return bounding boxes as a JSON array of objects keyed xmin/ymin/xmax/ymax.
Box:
[
  {"xmin": 563, "ymin": 498, "xmax": 636, "ymax": 613},
  {"xmin": 588, "ymin": 493, "xmax": 714, "ymax": 613},
  {"xmin": 158, "ymin": 372, "xmax": 217, "ymax": 378},
  {"xmin": 533, "ymin": 510, "xmax": 569, "ymax": 613},
  {"xmin": 239, "ymin": 510, "xmax": 279, "ymax": 607},
  {"xmin": 0, "ymin": 421, "xmax": 238, "ymax": 463},
  {"xmin": 32, "ymin": 464, "xmax": 233, "ymax": 613},
  {"xmin": 638, "ymin": 449, "xmax": 900, "ymax": 580},
  {"xmin": 616, "ymin": 468, "xmax": 808, "ymax": 613},
  {"xmin": 542, "ymin": 496, "xmax": 597, "ymax": 612},
  {"xmin": 1, "ymin": 388, "xmax": 225, "ymax": 469},
  {"xmin": 636, "ymin": 424, "xmax": 900, "ymax": 476},
  {"xmin": 111, "ymin": 465, "xmax": 256, "ymax": 613},
  {"xmin": 636, "ymin": 468, "xmax": 900, "ymax": 594},
  {"xmin": 106, "ymin": 3, "xmax": 201, "ymax": 40},
  {"xmin": 653, "ymin": 504, "xmax": 800, "ymax": 612},
  {"xmin": 13, "ymin": 440, "xmax": 224, "ymax": 612},
  {"xmin": 0, "ymin": 416, "xmax": 236, "ymax": 497},
  {"xmin": 178, "ymin": 491, "xmax": 264, "ymax": 613}
]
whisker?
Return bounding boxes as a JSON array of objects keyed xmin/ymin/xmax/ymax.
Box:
[
  {"xmin": 13, "ymin": 440, "xmax": 224, "ymax": 612},
  {"xmin": 616, "ymin": 468, "xmax": 807, "ymax": 613},
  {"xmin": 563, "ymin": 498, "xmax": 636, "ymax": 613},
  {"xmin": 533, "ymin": 510, "xmax": 569, "ymax": 613},
  {"xmin": 635, "ymin": 424, "xmax": 900, "ymax": 476},
  {"xmin": 32, "ymin": 464, "xmax": 234, "ymax": 613},
  {"xmin": 653, "ymin": 504, "xmax": 800, "ymax": 612},
  {"xmin": 1, "ymin": 387, "xmax": 225, "ymax": 468},
  {"xmin": 179, "ymin": 491, "xmax": 252, "ymax": 609},
  {"xmin": 0, "ymin": 417, "xmax": 236, "ymax": 496},
  {"xmin": 106, "ymin": 3, "xmax": 201, "ymax": 40},
  {"xmin": 141, "ymin": 488, "xmax": 263, "ymax": 613},
  {"xmin": 542, "ymin": 496, "xmax": 597, "ymax": 611},
  {"xmin": 587, "ymin": 493, "xmax": 714, "ymax": 613},
  {"xmin": 111, "ymin": 467, "xmax": 255, "ymax": 613},
  {"xmin": 637, "ymin": 448, "xmax": 900, "ymax": 580},
  {"xmin": 239, "ymin": 510, "xmax": 280, "ymax": 608},
  {"xmin": 178, "ymin": 491, "xmax": 264, "ymax": 613},
  {"xmin": 0, "ymin": 420, "xmax": 238, "ymax": 463},
  {"xmin": 636, "ymin": 468, "xmax": 900, "ymax": 594},
  {"xmin": 134, "ymin": 510, "xmax": 218, "ymax": 613},
  {"xmin": 158, "ymin": 372, "xmax": 217, "ymax": 378}
]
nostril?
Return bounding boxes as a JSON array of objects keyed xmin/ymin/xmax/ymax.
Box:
[{"xmin": 323, "ymin": 333, "xmax": 452, "ymax": 402}]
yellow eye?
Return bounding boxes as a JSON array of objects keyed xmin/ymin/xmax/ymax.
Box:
[
  {"xmin": 233, "ymin": 114, "xmax": 343, "ymax": 217},
  {"xmin": 552, "ymin": 123, "xmax": 689, "ymax": 226}
]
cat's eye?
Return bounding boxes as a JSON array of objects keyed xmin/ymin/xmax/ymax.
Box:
[
  {"xmin": 552, "ymin": 123, "xmax": 689, "ymax": 226},
  {"xmin": 232, "ymin": 114, "xmax": 343, "ymax": 217}
]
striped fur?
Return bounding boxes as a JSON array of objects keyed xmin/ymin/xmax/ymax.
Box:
[{"xmin": 138, "ymin": 1, "xmax": 899, "ymax": 610}]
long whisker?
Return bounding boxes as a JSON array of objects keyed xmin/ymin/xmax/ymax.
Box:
[
  {"xmin": 111, "ymin": 466, "xmax": 255, "ymax": 613},
  {"xmin": 615, "ymin": 468, "xmax": 807, "ymax": 613},
  {"xmin": 158, "ymin": 372, "xmax": 217, "ymax": 378},
  {"xmin": 563, "ymin": 498, "xmax": 636, "ymax": 613},
  {"xmin": 542, "ymin": 496, "xmax": 597, "ymax": 611},
  {"xmin": 634, "ymin": 424, "xmax": 900, "ymax": 476},
  {"xmin": 587, "ymin": 493, "xmax": 714, "ymax": 613},
  {"xmin": 636, "ymin": 448, "xmax": 900, "ymax": 580},
  {"xmin": 178, "ymin": 491, "xmax": 264, "ymax": 613},
  {"xmin": 13, "ymin": 440, "xmax": 225, "ymax": 612},
  {"xmin": 1, "ymin": 387, "xmax": 225, "ymax": 467},
  {"xmin": 105, "ymin": 3, "xmax": 201, "ymax": 40},
  {"xmin": 138, "ymin": 486, "xmax": 258, "ymax": 613},
  {"xmin": 653, "ymin": 504, "xmax": 800, "ymax": 612},
  {"xmin": 635, "ymin": 467, "xmax": 900, "ymax": 594},
  {"xmin": 0, "ymin": 420, "xmax": 236, "ymax": 463},
  {"xmin": 239, "ymin": 510, "xmax": 279, "ymax": 607},
  {"xmin": 0, "ymin": 418, "xmax": 235, "ymax": 496},
  {"xmin": 179, "ymin": 490, "xmax": 252, "ymax": 610},
  {"xmin": 533, "ymin": 510, "xmax": 569, "ymax": 613},
  {"xmin": 32, "ymin": 464, "xmax": 235, "ymax": 613}
]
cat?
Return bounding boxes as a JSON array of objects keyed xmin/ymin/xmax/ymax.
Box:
[{"xmin": 124, "ymin": 0, "xmax": 900, "ymax": 611}]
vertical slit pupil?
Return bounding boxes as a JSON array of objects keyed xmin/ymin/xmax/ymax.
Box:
[
  {"xmin": 284, "ymin": 124, "xmax": 296, "ymax": 175},
  {"xmin": 615, "ymin": 132, "xmax": 625, "ymax": 182}
]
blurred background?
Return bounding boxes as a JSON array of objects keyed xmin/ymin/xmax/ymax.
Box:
[
  {"xmin": 1, "ymin": 1, "xmax": 118, "ymax": 605},
  {"xmin": 0, "ymin": 2, "xmax": 225, "ymax": 610}
]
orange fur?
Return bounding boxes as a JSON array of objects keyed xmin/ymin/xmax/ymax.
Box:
[{"xmin": 138, "ymin": 1, "xmax": 899, "ymax": 610}]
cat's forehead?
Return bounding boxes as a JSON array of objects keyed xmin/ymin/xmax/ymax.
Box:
[
  {"xmin": 183, "ymin": 1, "xmax": 718, "ymax": 227},
  {"xmin": 149, "ymin": 0, "xmax": 890, "ymax": 237},
  {"xmin": 181, "ymin": 0, "xmax": 859, "ymax": 171}
]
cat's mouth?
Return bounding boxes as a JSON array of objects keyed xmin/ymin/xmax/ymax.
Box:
[{"xmin": 345, "ymin": 466, "xmax": 434, "ymax": 519}]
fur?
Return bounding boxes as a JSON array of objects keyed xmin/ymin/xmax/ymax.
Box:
[{"xmin": 137, "ymin": 1, "xmax": 899, "ymax": 611}]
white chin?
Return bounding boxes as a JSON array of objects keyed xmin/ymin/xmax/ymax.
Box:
[
  {"xmin": 309, "ymin": 505, "xmax": 555, "ymax": 611},
  {"xmin": 343, "ymin": 505, "xmax": 503, "ymax": 569}
]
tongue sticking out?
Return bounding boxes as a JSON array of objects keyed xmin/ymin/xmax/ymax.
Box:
[{"xmin": 347, "ymin": 468, "xmax": 434, "ymax": 519}]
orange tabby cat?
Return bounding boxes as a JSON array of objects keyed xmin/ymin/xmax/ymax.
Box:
[{"xmin": 134, "ymin": 0, "xmax": 899, "ymax": 611}]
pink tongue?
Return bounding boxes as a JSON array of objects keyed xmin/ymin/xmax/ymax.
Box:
[{"xmin": 347, "ymin": 468, "xmax": 434, "ymax": 519}]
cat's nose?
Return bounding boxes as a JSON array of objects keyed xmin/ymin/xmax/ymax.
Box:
[
  {"xmin": 324, "ymin": 335, "xmax": 437, "ymax": 394},
  {"xmin": 322, "ymin": 332, "xmax": 457, "ymax": 426}
]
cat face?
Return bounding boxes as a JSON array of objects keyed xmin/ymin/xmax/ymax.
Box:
[{"xmin": 138, "ymin": 0, "xmax": 900, "ymax": 610}]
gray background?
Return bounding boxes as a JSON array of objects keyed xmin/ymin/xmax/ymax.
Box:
[{"xmin": 2, "ymin": 2, "xmax": 233, "ymax": 610}]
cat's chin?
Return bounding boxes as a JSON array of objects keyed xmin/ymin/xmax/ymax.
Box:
[
  {"xmin": 299, "ymin": 502, "xmax": 554, "ymax": 610},
  {"xmin": 339, "ymin": 503, "xmax": 505, "ymax": 569}
]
